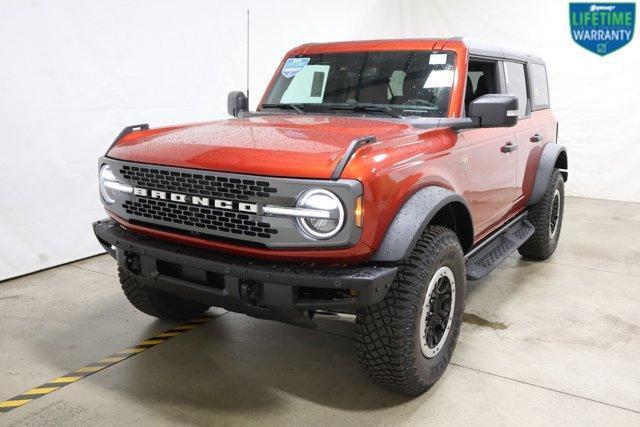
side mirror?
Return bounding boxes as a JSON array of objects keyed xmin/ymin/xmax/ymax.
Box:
[
  {"xmin": 468, "ymin": 94, "xmax": 519, "ymax": 128},
  {"xmin": 227, "ymin": 91, "xmax": 248, "ymax": 117}
]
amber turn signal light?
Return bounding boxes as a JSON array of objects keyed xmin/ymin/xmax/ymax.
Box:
[{"xmin": 355, "ymin": 196, "xmax": 364, "ymax": 228}]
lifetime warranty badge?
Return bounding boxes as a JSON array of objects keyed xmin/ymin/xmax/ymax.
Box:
[{"xmin": 570, "ymin": 3, "xmax": 636, "ymax": 56}]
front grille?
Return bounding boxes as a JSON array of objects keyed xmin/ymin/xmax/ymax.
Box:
[
  {"xmin": 119, "ymin": 164, "xmax": 277, "ymax": 201},
  {"xmin": 103, "ymin": 157, "xmax": 362, "ymax": 249},
  {"xmin": 122, "ymin": 198, "xmax": 277, "ymax": 239},
  {"xmin": 115, "ymin": 163, "xmax": 281, "ymax": 242}
]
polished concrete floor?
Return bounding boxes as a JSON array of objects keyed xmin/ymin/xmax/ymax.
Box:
[{"xmin": 1, "ymin": 196, "xmax": 639, "ymax": 426}]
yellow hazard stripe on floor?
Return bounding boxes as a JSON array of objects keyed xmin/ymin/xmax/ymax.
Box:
[
  {"xmin": 99, "ymin": 356, "xmax": 127, "ymax": 363},
  {"xmin": 154, "ymin": 332, "xmax": 180, "ymax": 338},
  {"xmin": 50, "ymin": 376, "xmax": 83, "ymax": 384},
  {"xmin": 75, "ymin": 366, "xmax": 105, "ymax": 373},
  {"xmin": 140, "ymin": 340, "xmax": 164, "ymax": 345},
  {"xmin": 0, "ymin": 315, "xmax": 214, "ymax": 414},
  {"xmin": 0, "ymin": 400, "xmax": 32, "ymax": 408},
  {"xmin": 172, "ymin": 324, "xmax": 198, "ymax": 330},
  {"xmin": 117, "ymin": 348, "xmax": 146, "ymax": 354},
  {"xmin": 23, "ymin": 387, "xmax": 59, "ymax": 395}
]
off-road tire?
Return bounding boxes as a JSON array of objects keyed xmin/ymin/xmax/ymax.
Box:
[
  {"xmin": 518, "ymin": 169, "xmax": 564, "ymax": 260},
  {"xmin": 119, "ymin": 267, "xmax": 210, "ymax": 321},
  {"xmin": 355, "ymin": 226, "xmax": 466, "ymax": 395}
]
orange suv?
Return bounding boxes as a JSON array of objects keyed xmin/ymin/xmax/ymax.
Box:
[{"xmin": 94, "ymin": 38, "xmax": 567, "ymax": 394}]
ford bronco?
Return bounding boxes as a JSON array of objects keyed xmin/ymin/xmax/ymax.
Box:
[{"xmin": 93, "ymin": 38, "xmax": 567, "ymax": 395}]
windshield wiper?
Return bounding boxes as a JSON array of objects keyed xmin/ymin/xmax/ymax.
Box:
[
  {"xmin": 261, "ymin": 103, "xmax": 305, "ymax": 114},
  {"xmin": 328, "ymin": 104, "xmax": 403, "ymax": 119}
]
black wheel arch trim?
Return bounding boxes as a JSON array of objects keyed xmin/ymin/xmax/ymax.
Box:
[
  {"xmin": 528, "ymin": 143, "xmax": 568, "ymax": 206},
  {"xmin": 371, "ymin": 186, "xmax": 474, "ymax": 262}
]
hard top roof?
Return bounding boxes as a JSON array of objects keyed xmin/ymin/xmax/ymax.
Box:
[{"xmin": 452, "ymin": 37, "xmax": 545, "ymax": 64}]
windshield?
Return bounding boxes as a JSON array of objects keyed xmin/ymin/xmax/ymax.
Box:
[{"xmin": 263, "ymin": 50, "xmax": 456, "ymax": 118}]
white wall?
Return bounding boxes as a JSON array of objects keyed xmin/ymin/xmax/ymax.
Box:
[
  {"xmin": 401, "ymin": 0, "xmax": 640, "ymax": 203},
  {"xmin": 0, "ymin": 0, "xmax": 405, "ymax": 281},
  {"xmin": 3, "ymin": 0, "xmax": 639, "ymax": 281}
]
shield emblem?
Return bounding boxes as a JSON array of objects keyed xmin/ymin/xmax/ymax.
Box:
[
  {"xmin": 570, "ymin": 3, "xmax": 636, "ymax": 56},
  {"xmin": 281, "ymin": 58, "xmax": 310, "ymax": 78}
]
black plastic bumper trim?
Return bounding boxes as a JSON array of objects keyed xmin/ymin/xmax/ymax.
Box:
[{"xmin": 93, "ymin": 219, "xmax": 396, "ymax": 317}]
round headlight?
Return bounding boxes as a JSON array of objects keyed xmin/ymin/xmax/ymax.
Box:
[
  {"xmin": 99, "ymin": 164, "xmax": 133, "ymax": 204},
  {"xmin": 99, "ymin": 165, "xmax": 117, "ymax": 204},
  {"xmin": 296, "ymin": 189, "xmax": 345, "ymax": 239}
]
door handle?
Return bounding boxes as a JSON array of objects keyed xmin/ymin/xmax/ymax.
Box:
[
  {"xmin": 501, "ymin": 142, "xmax": 518, "ymax": 153},
  {"xmin": 530, "ymin": 133, "xmax": 542, "ymax": 143}
]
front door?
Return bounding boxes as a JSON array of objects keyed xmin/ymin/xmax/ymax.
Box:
[
  {"xmin": 459, "ymin": 128, "xmax": 517, "ymax": 238},
  {"xmin": 459, "ymin": 59, "xmax": 517, "ymax": 238}
]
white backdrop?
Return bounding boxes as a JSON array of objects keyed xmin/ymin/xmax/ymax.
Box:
[
  {"xmin": 1, "ymin": 0, "xmax": 639, "ymax": 281},
  {"xmin": 0, "ymin": 0, "xmax": 404, "ymax": 281},
  {"xmin": 401, "ymin": 0, "xmax": 640, "ymax": 203}
]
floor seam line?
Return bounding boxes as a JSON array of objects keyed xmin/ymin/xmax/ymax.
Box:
[
  {"xmin": 545, "ymin": 260, "xmax": 640, "ymax": 278},
  {"xmin": 450, "ymin": 362, "xmax": 640, "ymax": 415},
  {"xmin": 68, "ymin": 264, "xmax": 117, "ymax": 278},
  {"xmin": 0, "ymin": 253, "xmax": 107, "ymax": 284}
]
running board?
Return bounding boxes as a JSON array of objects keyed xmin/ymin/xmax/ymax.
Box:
[{"xmin": 465, "ymin": 213, "xmax": 534, "ymax": 281}]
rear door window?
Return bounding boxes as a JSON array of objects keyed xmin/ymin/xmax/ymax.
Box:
[
  {"xmin": 529, "ymin": 63, "xmax": 550, "ymax": 110},
  {"xmin": 503, "ymin": 62, "xmax": 529, "ymax": 117}
]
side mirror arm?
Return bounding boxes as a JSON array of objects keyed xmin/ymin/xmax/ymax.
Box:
[{"xmin": 441, "ymin": 117, "xmax": 480, "ymax": 130}]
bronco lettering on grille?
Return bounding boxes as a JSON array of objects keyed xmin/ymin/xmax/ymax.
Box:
[{"xmin": 133, "ymin": 187, "xmax": 258, "ymax": 213}]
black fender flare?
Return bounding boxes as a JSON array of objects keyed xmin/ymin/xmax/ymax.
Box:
[
  {"xmin": 528, "ymin": 143, "xmax": 568, "ymax": 206},
  {"xmin": 371, "ymin": 186, "xmax": 473, "ymax": 262}
]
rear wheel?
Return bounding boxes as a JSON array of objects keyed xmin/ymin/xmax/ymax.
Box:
[
  {"xmin": 355, "ymin": 226, "xmax": 466, "ymax": 395},
  {"xmin": 518, "ymin": 169, "xmax": 565, "ymax": 260},
  {"xmin": 119, "ymin": 267, "xmax": 210, "ymax": 321}
]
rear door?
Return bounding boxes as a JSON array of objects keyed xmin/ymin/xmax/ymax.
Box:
[{"xmin": 503, "ymin": 61, "xmax": 541, "ymax": 205}]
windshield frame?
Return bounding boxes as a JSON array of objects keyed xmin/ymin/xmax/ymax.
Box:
[{"xmin": 258, "ymin": 49, "xmax": 459, "ymax": 119}]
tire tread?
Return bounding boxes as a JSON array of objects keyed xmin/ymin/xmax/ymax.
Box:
[
  {"xmin": 355, "ymin": 226, "xmax": 464, "ymax": 395},
  {"xmin": 518, "ymin": 169, "xmax": 564, "ymax": 260}
]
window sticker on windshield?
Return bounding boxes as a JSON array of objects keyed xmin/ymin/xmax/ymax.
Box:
[
  {"xmin": 423, "ymin": 69, "xmax": 454, "ymax": 88},
  {"xmin": 282, "ymin": 58, "xmax": 310, "ymax": 78},
  {"xmin": 429, "ymin": 54, "xmax": 448, "ymax": 65}
]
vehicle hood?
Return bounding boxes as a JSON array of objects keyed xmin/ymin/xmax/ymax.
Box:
[{"xmin": 107, "ymin": 115, "xmax": 423, "ymax": 179}]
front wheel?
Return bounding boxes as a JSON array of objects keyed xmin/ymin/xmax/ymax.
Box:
[
  {"xmin": 355, "ymin": 226, "xmax": 466, "ymax": 395},
  {"xmin": 119, "ymin": 268, "xmax": 210, "ymax": 322}
]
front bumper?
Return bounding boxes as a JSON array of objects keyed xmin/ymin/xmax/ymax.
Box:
[{"xmin": 93, "ymin": 219, "xmax": 396, "ymax": 325}]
